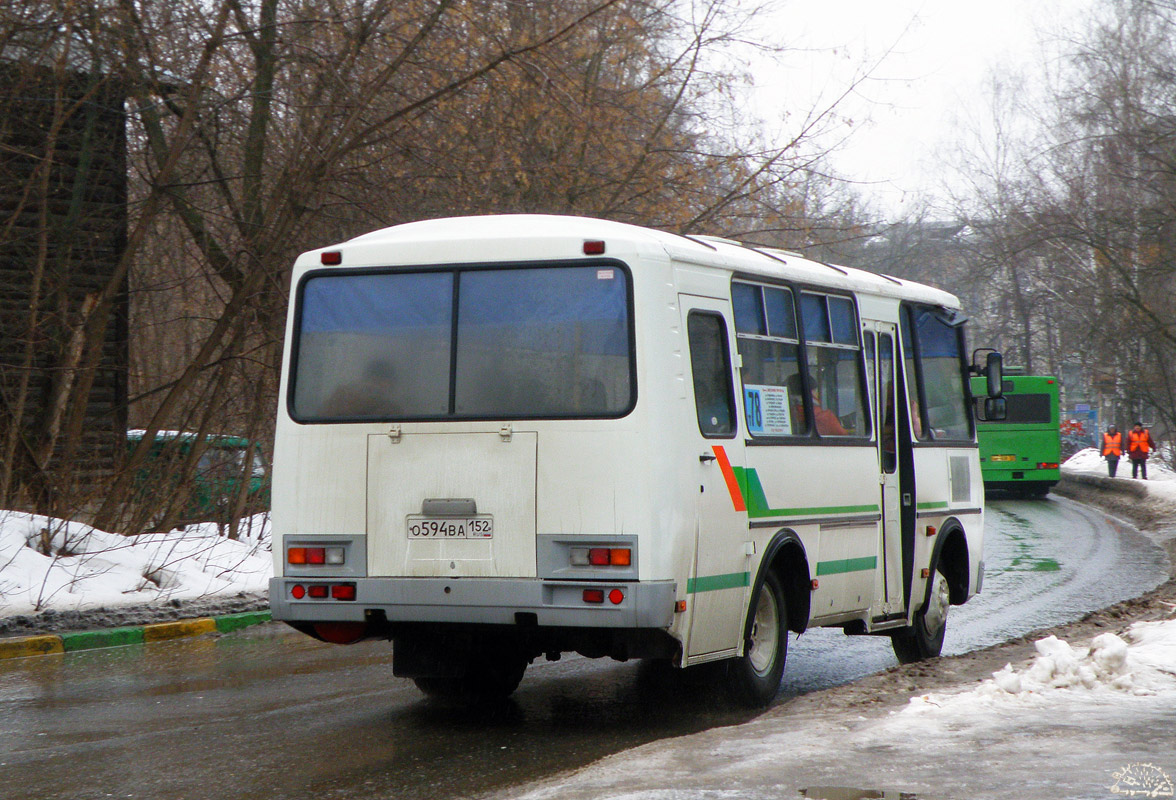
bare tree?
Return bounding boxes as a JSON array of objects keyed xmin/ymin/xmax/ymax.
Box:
[{"xmin": 3, "ymin": 0, "xmax": 877, "ymax": 531}]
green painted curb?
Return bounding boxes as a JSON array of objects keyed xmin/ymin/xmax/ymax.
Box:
[
  {"xmin": 0, "ymin": 607, "xmax": 272, "ymax": 661},
  {"xmin": 215, "ymin": 610, "xmax": 272, "ymax": 633},
  {"xmin": 61, "ymin": 626, "xmax": 145, "ymax": 652}
]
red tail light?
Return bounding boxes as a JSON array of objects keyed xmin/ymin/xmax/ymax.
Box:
[
  {"xmin": 583, "ymin": 589, "xmax": 605, "ymax": 604},
  {"xmin": 308, "ymin": 584, "xmax": 329, "ymax": 599},
  {"xmin": 306, "ymin": 548, "xmax": 326, "ymax": 565},
  {"xmin": 588, "ymin": 548, "xmax": 610, "ymax": 566},
  {"xmin": 331, "ymin": 584, "xmax": 356, "ymax": 601},
  {"xmin": 1038, "ymin": 462, "xmax": 1059, "ymax": 470}
]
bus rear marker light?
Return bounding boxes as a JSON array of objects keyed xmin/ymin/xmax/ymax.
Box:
[
  {"xmin": 921, "ymin": 568, "xmax": 931, "ymax": 579},
  {"xmin": 308, "ymin": 584, "xmax": 329, "ymax": 599},
  {"xmin": 810, "ymin": 579, "xmax": 819, "ymax": 590},
  {"xmin": 583, "ymin": 589, "xmax": 605, "ymax": 604},
  {"xmin": 321, "ymin": 250, "xmax": 342, "ymax": 265},
  {"xmin": 573, "ymin": 547, "xmax": 632, "ymax": 568},
  {"xmin": 926, "ymin": 525, "xmax": 937, "ymax": 538},
  {"xmin": 583, "ymin": 240, "xmax": 606, "ymax": 255},
  {"xmin": 676, "ymin": 600, "xmax": 687, "ymax": 612},
  {"xmin": 331, "ymin": 584, "xmax": 357, "ymax": 601}
]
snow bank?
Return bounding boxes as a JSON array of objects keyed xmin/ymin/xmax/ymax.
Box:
[
  {"xmin": 1064, "ymin": 446, "xmax": 1176, "ymax": 522},
  {"xmin": 0, "ymin": 510, "xmax": 271, "ymax": 616},
  {"xmin": 1063, "ymin": 447, "xmax": 1108, "ymax": 475},
  {"xmin": 889, "ymin": 620, "xmax": 1176, "ymax": 733}
]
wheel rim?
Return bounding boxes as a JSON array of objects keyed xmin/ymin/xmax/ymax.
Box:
[
  {"xmin": 747, "ymin": 586, "xmax": 780, "ymax": 675},
  {"xmin": 921, "ymin": 570, "xmax": 950, "ymax": 639}
]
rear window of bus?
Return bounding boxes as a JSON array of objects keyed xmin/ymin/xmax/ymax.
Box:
[{"xmin": 289, "ymin": 263, "xmax": 634, "ymax": 421}]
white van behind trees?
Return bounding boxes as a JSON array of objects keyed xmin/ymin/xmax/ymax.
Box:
[{"xmin": 269, "ymin": 215, "xmax": 1001, "ymax": 706}]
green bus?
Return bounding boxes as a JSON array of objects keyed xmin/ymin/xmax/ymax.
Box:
[{"xmin": 970, "ymin": 374, "xmax": 1061, "ymax": 497}]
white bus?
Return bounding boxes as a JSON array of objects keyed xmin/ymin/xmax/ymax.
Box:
[{"xmin": 269, "ymin": 214, "xmax": 1003, "ymax": 706}]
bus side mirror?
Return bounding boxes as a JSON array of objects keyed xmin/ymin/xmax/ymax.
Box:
[
  {"xmin": 983, "ymin": 396, "xmax": 1007, "ymax": 421},
  {"xmin": 985, "ymin": 352, "xmax": 1003, "ymax": 398}
]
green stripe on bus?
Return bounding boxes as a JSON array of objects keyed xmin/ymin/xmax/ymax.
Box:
[
  {"xmin": 738, "ymin": 467, "xmax": 878, "ymax": 518},
  {"xmin": 916, "ymin": 501, "xmax": 949, "ymax": 511},
  {"xmin": 687, "ymin": 572, "xmax": 751, "ymax": 594},
  {"xmin": 815, "ymin": 556, "xmax": 878, "ymax": 576}
]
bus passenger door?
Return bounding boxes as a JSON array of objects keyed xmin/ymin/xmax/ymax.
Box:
[
  {"xmin": 867, "ymin": 324, "xmax": 906, "ymax": 617},
  {"xmin": 680, "ymin": 296, "xmax": 748, "ymax": 660}
]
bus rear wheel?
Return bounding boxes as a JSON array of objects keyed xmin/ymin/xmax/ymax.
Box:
[
  {"xmin": 727, "ymin": 570, "xmax": 788, "ymax": 708},
  {"xmin": 891, "ymin": 566, "xmax": 950, "ymax": 664}
]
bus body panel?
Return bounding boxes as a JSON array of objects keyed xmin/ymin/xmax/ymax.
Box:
[
  {"xmin": 741, "ymin": 444, "xmax": 880, "ymax": 622},
  {"xmin": 366, "ymin": 430, "xmax": 538, "ymax": 578}
]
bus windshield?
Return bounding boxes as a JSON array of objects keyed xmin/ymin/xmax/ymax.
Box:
[
  {"xmin": 982, "ymin": 392, "xmax": 1052, "ymax": 425},
  {"xmin": 290, "ymin": 264, "xmax": 633, "ymax": 421}
]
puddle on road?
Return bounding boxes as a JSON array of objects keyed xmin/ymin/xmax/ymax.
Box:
[{"xmin": 801, "ymin": 787, "xmax": 948, "ymax": 800}]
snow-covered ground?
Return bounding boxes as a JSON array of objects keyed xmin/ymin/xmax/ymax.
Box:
[
  {"xmin": 489, "ymin": 617, "xmax": 1176, "ymax": 800},
  {"xmin": 0, "ymin": 510, "xmax": 270, "ymax": 617}
]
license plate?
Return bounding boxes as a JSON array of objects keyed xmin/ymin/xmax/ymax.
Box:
[
  {"xmin": 990, "ymin": 454, "xmax": 1017, "ymax": 462},
  {"xmin": 407, "ymin": 515, "xmax": 494, "ymax": 539}
]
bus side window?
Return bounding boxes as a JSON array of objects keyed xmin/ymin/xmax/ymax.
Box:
[
  {"xmin": 800, "ymin": 292, "xmax": 868, "ymax": 437},
  {"xmin": 732, "ymin": 282, "xmax": 807, "ymax": 437},
  {"xmin": 687, "ymin": 313, "xmax": 737, "ymax": 437},
  {"xmin": 900, "ymin": 308, "xmax": 928, "ymax": 440},
  {"xmin": 903, "ymin": 305, "xmax": 971, "ymax": 441}
]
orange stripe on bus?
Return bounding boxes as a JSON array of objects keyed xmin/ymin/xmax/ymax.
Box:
[{"xmin": 712, "ymin": 445, "xmax": 746, "ymax": 512}]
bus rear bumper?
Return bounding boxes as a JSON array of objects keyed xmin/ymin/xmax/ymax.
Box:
[{"xmin": 269, "ymin": 576, "xmax": 677, "ymax": 629}]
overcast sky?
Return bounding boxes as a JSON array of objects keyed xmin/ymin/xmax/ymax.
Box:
[{"xmin": 751, "ymin": 0, "xmax": 1085, "ymax": 217}]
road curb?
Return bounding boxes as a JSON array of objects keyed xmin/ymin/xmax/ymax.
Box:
[{"xmin": 0, "ymin": 610, "xmax": 272, "ymax": 662}]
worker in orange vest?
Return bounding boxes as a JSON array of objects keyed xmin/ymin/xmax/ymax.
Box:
[
  {"xmin": 1102, "ymin": 425, "xmax": 1123, "ymax": 477},
  {"xmin": 1127, "ymin": 421, "xmax": 1157, "ymax": 480}
]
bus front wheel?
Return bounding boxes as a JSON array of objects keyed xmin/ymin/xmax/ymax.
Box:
[
  {"xmin": 891, "ymin": 566, "xmax": 950, "ymax": 664},
  {"xmin": 727, "ymin": 570, "xmax": 788, "ymax": 707}
]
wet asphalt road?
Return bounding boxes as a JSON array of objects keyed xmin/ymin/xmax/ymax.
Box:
[{"xmin": 0, "ymin": 496, "xmax": 1167, "ymax": 800}]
